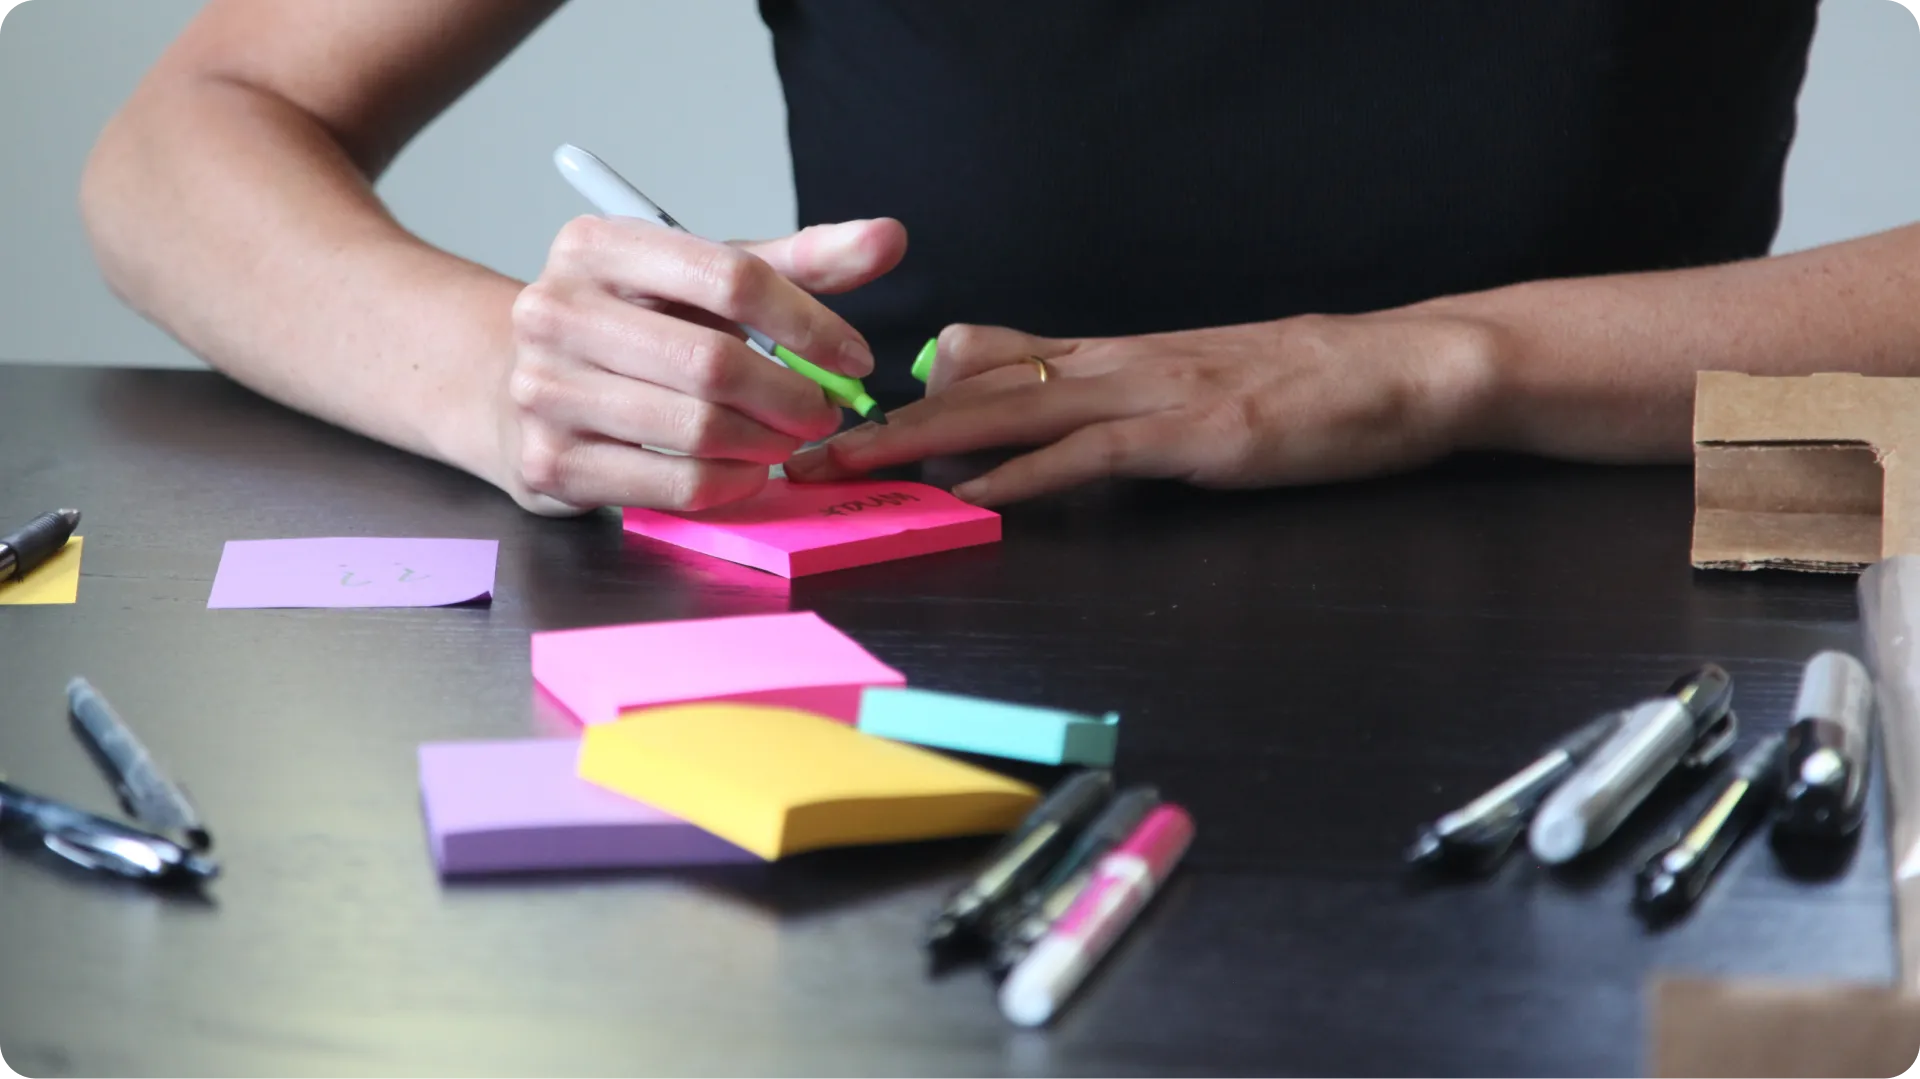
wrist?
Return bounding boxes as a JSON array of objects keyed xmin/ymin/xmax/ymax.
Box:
[{"xmin": 1397, "ymin": 295, "xmax": 1523, "ymax": 454}]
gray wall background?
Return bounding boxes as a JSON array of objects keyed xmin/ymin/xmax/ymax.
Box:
[{"xmin": 0, "ymin": 0, "xmax": 1916, "ymax": 370}]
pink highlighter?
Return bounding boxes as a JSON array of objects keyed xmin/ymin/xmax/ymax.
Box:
[{"xmin": 998, "ymin": 803, "xmax": 1196, "ymax": 1027}]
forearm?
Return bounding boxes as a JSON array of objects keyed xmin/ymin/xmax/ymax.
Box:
[
  {"xmin": 82, "ymin": 74, "xmax": 520, "ymax": 483},
  {"xmin": 1424, "ymin": 224, "xmax": 1920, "ymax": 462}
]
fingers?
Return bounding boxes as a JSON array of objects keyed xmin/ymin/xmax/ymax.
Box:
[
  {"xmin": 952, "ymin": 414, "xmax": 1194, "ymax": 506},
  {"xmin": 737, "ymin": 219, "xmax": 908, "ymax": 296},
  {"xmin": 512, "ymin": 280, "xmax": 841, "ymax": 443},
  {"xmin": 509, "ymin": 363, "xmax": 805, "ymax": 465},
  {"xmin": 515, "ymin": 431, "xmax": 773, "ymax": 513},
  {"xmin": 926, "ymin": 323, "xmax": 1071, "ymax": 393},
  {"xmin": 549, "ymin": 214, "xmax": 875, "ymax": 376},
  {"xmin": 786, "ymin": 373, "xmax": 1163, "ymax": 481}
]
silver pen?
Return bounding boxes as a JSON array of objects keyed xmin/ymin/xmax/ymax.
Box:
[
  {"xmin": 1529, "ymin": 665, "xmax": 1739, "ymax": 865},
  {"xmin": 1406, "ymin": 710, "xmax": 1625, "ymax": 871},
  {"xmin": 1775, "ymin": 650, "xmax": 1874, "ymax": 840}
]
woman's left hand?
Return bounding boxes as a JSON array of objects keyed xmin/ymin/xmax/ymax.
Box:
[{"xmin": 785, "ymin": 312, "xmax": 1508, "ymax": 506}]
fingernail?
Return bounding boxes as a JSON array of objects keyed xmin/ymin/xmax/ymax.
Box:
[
  {"xmin": 953, "ymin": 479, "xmax": 986, "ymax": 504},
  {"xmin": 839, "ymin": 338, "xmax": 875, "ymax": 376},
  {"xmin": 786, "ymin": 446, "xmax": 825, "ymax": 479}
]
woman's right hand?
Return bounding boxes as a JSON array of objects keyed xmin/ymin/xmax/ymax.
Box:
[{"xmin": 500, "ymin": 214, "xmax": 907, "ymax": 515}]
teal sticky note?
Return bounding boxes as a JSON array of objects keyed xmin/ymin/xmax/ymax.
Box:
[{"xmin": 857, "ymin": 687, "xmax": 1119, "ymax": 767}]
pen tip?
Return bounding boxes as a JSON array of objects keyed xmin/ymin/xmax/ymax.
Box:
[
  {"xmin": 1404, "ymin": 830, "xmax": 1445, "ymax": 868},
  {"xmin": 865, "ymin": 406, "xmax": 889, "ymax": 427},
  {"xmin": 57, "ymin": 509, "xmax": 80, "ymax": 528}
]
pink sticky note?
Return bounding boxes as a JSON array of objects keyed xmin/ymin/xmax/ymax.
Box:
[
  {"xmin": 622, "ymin": 478, "xmax": 1000, "ymax": 577},
  {"xmin": 207, "ymin": 538, "xmax": 497, "ymax": 609},
  {"xmin": 418, "ymin": 739, "xmax": 756, "ymax": 876},
  {"xmin": 530, "ymin": 611, "xmax": 905, "ymax": 726}
]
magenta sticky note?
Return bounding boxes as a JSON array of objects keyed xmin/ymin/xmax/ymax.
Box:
[
  {"xmin": 530, "ymin": 610, "xmax": 905, "ymax": 726},
  {"xmin": 418, "ymin": 739, "xmax": 756, "ymax": 875},
  {"xmin": 622, "ymin": 478, "xmax": 1000, "ymax": 577},
  {"xmin": 207, "ymin": 537, "xmax": 497, "ymax": 609}
]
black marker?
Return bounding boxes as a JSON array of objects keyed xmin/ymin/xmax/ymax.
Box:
[
  {"xmin": 987, "ymin": 785, "xmax": 1162, "ymax": 974},
  {"xmin": 1775, "ymin": 650, "xmax": 1875, "ymax": 841},
  {"xmin": 67, "ymin": 678, "xmax": 210, "ymax": 850},
  {"xmin": 1406, "ymin": 711, "xmax": 1624, "ymax": 872},
  {"xmin": 1634, "ymin": 732, "xmax": 1786, "ymax": 923},
  {"xmin": 0, "ymin": 778, "xmax": 216, "ymax": 887},
  {"xmin": 924, "ymin": 769, "xmax": 1113, "ymax": 953},
  {"xmin": 0, "ymin": 508, "xmax": 79, "ymax": 583}
]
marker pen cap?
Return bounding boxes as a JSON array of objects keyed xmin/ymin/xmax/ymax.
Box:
[
  {"xmin": 911, "ymin": 338, "xmax": 938, "ymax": 384},
  {"xmin": 1116, "ymin": 804, "xmax": 1195, "ymax": 882},
  {"xmin": 1000, "ymin": 933, "xmax": 1086, "ymax": 1027}
]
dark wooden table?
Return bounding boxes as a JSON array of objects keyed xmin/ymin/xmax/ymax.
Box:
[{"xmin": 0, "ymin": 363, "xmax": 1894, "ymax": 1077}]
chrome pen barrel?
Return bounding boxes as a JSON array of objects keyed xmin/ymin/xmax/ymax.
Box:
[{"xmin": 1530, "ymin": 698, "xmax": 1698, "ymax": 864}]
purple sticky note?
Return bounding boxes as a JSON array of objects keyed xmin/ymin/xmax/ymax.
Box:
[
  {"xmin": 207, "ymin": 538, "xmax": 498, "ymax": 609},
  {"xmin": 418, "ymin": 739, "xmax": 757, "ymax": 875}
]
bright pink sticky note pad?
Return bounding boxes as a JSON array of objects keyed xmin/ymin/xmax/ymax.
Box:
[
  {"xmin": 622, "ymin": 478, "xmax": 1000, "ymax": 577},
  {"xmin": 530, "ymin": 611, "xmax": 905, "ymax": 726},
  {"xmin": 207, "ymin": 537, "xmax": 497, "ymax": 609},
  {"xmin": 417, "ymin": 739, "xmax": 757, "ymax": 876}
]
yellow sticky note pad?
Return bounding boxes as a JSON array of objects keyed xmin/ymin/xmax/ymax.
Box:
[
  {"xmin": 0, "ymin": 537, "xmax": 82, "ymax": 605},
  {"xmin": 578, "ymin": 703, "xmax": 1039, "ymax": 860}
]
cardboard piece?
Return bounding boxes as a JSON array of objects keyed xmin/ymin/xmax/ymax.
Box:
[
  {"xmin": 577, "ymin": 702, "xmax": 1040, "ymax": 861},
  {"xmin": 1649, "ymin": 977, "xmax": 1920, "ymax": 1078},
  {"xmin": 530, "ymin": 611, "xmax": 905, "ymax": 726},
  {"xmin": 1861, "ymin": 558, "xmax": 1920, "ymax": 989},
  {"xmin": 417, "ymin": 739, "xmax": 757, "ymax": 876},
  {"xmin": 207, "ymin": 537, "xmax": 498, "ymax": 608},
  {"xmin": 1691, "ymin": 372, "xmax": 1920, "ymax": 572},
  {"xmin": 858, "ymin": 687, "xmax": 1120, "ymax": 766},
  {"xmin": 622, "ymin": 478, "xmax": 1001, "ymax": 578},
  {"xmin": 0, "ymin": 536, "xmax": 81, "ymax": 605}
]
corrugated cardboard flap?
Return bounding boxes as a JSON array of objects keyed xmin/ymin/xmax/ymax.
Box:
[{"xmin": 1694, "ymin": 373, "xmax": 1920, "ymax": 572}]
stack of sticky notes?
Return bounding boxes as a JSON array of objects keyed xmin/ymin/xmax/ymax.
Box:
[
  {"xmin": 622, "ymin": 478, "xmax": 1001, "ymax": 577},
  {"xmin": 531, "ymin": 610, "xmax": 904, "ymax": 725},
  {"xmin": 418, "ymin": 739, "xmax": 759, "ymax": 875},
  {"xmin": 422, "ymin": 611, "xmax": 1050, "ymax": 875},
  {"xmin": 578, "ymin": 703, "xmax": 1038, "ymax": 860},
  {"xmin": 857, "ymin": 687, "xmax": 1121, "ymax": 767}
]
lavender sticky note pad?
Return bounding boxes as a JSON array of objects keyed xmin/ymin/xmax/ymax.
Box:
[
  {"xmin": 418, "ymin": 739, "xmax": 758, "ymax": 875},
  {"xmin": 207, "ymin": 538, "xmax": 498, "ymax": 609}
]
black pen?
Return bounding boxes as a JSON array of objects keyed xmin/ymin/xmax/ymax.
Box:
[
  {"xmin": 0, "ymin": 508, "xmax": 80, "ymax": 583},
  {"xmin": 67, "ymin": 677, "xmax": 210, "ymax": 850},
  {"xmin": 925, "ymin": 769, "xmax": 1114, "ymax": 953},
  {"xmin": 1406, "ymin": 710, "xmax": 1625, "ymax": 872},
  {"xmin": 1775, "ymin": 650, "xmax": 1874, "ymax": 841},
  {"xmin": 0, "ymin": 778, "xmax": 217, "ymax": 886},
  {"xmin": 1634, "ymin": 732, "xmax": 1787, "ymax": 922},
  {"xmin": 986, "ymin": 785, "xmax": 1162, "ymax": 975}
]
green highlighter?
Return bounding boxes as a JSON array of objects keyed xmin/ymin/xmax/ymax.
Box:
[
  {"xmin": 553, "ymin": 143, "xmax": 888, "ymax": 425},
  {"xmin": 768, "ymin": 343, "xmax": 886, "ymax": 425}
]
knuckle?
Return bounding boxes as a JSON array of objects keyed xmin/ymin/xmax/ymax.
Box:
[
  {"xmin": 516, "ymin": 431, "xmax": 569, "ymax": 496},
  {"xmin": 692, "ymin": 247, "xmax": 767, "ymax": 311},
  {"xmin": 677, "ymin": 401, "xmax": 732, "ymax": 456},
  {"xmin": 937, "ymin": 323, "xmax": 992, "ymax": 357},
  {"xmin": 506, "ymin": 363, "xmax": 556, "ymax": 413},
  {"xmin": 1196, "ymin": 399, "xmax": 1262, "ymax": 472},
  {"xmin": 510, "ymin": 283, "xmax": 571, "ymax": 348},
  {"xmin": 549, "ymin": 214, "xmax": 609, "ymax": 265},
  {"xmin": 663, "ymin": 464, "xmax": 732, "ymax": 513},
  {"xmin": 681, "ymin": 336, "xmax": 743, "ymax": 400}
]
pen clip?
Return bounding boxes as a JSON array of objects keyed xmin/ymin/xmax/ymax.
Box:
[
  {"xmin": 41, "ymin": 827, "xmax": 166, "ymax": 879},
  {"xmin": 1680, "ymin": 710, "xmax": 1739, "ymax": 769}
]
